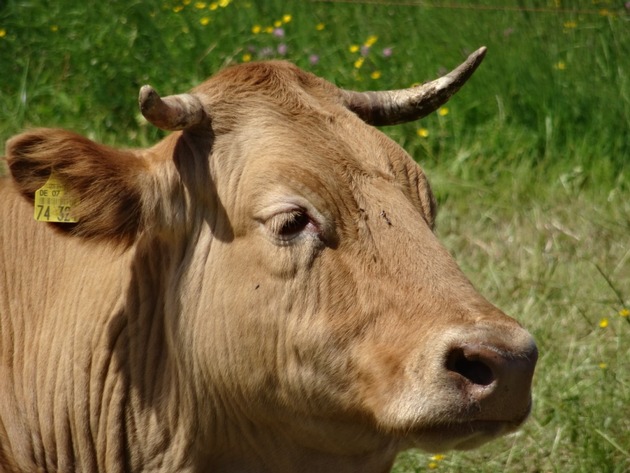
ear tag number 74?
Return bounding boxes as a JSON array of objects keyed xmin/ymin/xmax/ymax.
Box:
[{"xmin": 34, "ymin": 173, "xmax": 79, "ymax": 223}]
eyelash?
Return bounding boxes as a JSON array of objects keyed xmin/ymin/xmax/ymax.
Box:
[{"xmin": 269, "ymin": 209, "xmax": 313, "ymax": 241}]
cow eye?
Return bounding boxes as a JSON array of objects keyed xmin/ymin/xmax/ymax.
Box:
[{"xmin": 270, "ymin": 209, "xmax": 312, "ymax": 241}]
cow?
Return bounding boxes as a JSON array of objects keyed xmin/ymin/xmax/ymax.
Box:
[{"xmin": 0, "ymin": 47, "xmax": 537, "ymax": 473}]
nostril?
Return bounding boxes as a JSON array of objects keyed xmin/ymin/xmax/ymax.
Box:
[
  {"xmin": 446, "ymin": 348, "xmax": 495, "ymax": 387},
  {"xmin": 441, "ymin": 334, "xmax": 537, "ymax": 422}
]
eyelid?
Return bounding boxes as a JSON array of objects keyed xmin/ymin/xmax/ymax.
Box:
[
  {"xmin": 254, "ymin": 196, "xmax": 324, "ymax": 224},
  {"xmin": 254, "ymin": 196, "xmax": 330, "ymax": 243}
]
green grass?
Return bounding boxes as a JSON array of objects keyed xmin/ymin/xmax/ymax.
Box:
[{"xmin": 1, "ymin": 0, "xmax": 628, "ymax": 471}]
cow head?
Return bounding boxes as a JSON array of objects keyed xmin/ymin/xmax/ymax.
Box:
[{"xmin": 6, "ymin": 48, "xmax": 537, "ymax": 469}]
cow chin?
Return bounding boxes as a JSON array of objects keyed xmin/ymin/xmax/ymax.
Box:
[
  {"xmin": 371, "ymin": 392, "xmax": 532, "ymax": 453},
  {"xmin": 407, "ymin": 418, "xmax": 526, "ymax": 452}
]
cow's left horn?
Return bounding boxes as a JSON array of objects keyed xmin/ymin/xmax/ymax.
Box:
[
  {"xmin": 341, "ymin": 46, "xmax": 487, "ymax": 126},
  {"xmin": 139, "ymin": 85, "xmax": 207, "ymax": 131}
]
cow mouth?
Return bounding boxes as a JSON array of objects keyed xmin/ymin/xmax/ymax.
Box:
[
  {"xmin": 423, "ymin": 420, "xmax": 520, "ymax": 450},
  {"xmin": 407, "ymin": 406, "xmax": 532, "ymax": 452}
]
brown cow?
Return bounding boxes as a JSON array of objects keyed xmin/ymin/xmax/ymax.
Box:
[{"xmin": 0, "ymin": 48, "xmax": 537, "ymax": 473}]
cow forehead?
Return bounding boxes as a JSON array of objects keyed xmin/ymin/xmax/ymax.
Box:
[
  {"xmin": 194, "ymin": 60, "xmax": 433, "ymax": 220},
  {"xmin": 198, "ymin": 61, "xmax": 412, "ymax": 171},
  {"xmin": 235, "ymin": 121, "xmax": 408, "ymax": 209}
]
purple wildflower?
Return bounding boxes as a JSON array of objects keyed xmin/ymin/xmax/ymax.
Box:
[
  {"xmin": 277, "ymin": 43, "xmax": 288, "ymax": 56},
  {"xmin": 258, "ymin": 47, "xmax": 273, "ymax": 58},
  {"xmin": 309, "ymin": 54, "xmax": 319, "ymax": 65},
  {"xmin": 382, "ymin": 47, "xmax": 393, "ymax": 58},
  {"xmin": 360, "ymin": 45, "xmax": 370, "ymax": 57},
  {"xmin": 273, "ymin": 28, "xmax": 285, "ymax": 38}
]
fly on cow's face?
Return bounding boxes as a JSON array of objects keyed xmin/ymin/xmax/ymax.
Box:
[{"xmin": 380, "ymin": 210, "xmax": 392, "ymax": 226}]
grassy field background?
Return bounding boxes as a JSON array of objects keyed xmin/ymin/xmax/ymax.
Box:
[{"xmin": 1, "ymin": 0, "xmax": 628, "ymax": 471}]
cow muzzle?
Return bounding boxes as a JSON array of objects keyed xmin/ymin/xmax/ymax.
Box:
[
  {"xmin": 374, "ymin": 322, "xmax": 538, "ymax": 452},
  {"xmin": 429, "ymin": 324, "xmax": 538, "ymax": 449}
]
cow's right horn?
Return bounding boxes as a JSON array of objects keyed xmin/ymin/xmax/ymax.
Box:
[
  {"xmin": 341, "ymin": 47, "xmax": 487, "ymax": 126},
  {"xmin": 139, "ymin": 85, "xmax": 207, "ymax": 131}
]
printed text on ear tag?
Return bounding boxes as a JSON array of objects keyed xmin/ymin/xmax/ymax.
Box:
[{"xmin": 34, "ymin": 173, "xmax": 79, "ymax": 223}]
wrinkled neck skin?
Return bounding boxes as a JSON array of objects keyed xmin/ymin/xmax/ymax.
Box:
[{"xmin": 0, "ymin": 183, "xmax": 191, "ymax": 472}]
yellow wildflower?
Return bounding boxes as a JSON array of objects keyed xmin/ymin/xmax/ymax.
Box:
[
  {"xmin": 209, "ymin": 2, "xmax": 218, "ymax": 10},
  {"xmin": 218, "ymin": 0, "xmax": 230, "ymax": 6},
  {"xmin": 354, "ymin": 57, "xmax": 364, "ymax": 69},
  {"xmin": 599, "ymin": 318, "xmax": 609, "ymax": 328},
  {"xmin": 242, "ymin": 53, "xmax": 252, "ymax": 62},
  {"xmin": 364, "ymin": 35, "xmax": 378, "ymax": 47},
  {"xmin": 619, "ymin": 308, "xmax": 630, "ymax": 317},
  {"xmin": 173, "ymin": 5, "xmax": 184, "ymax": 13},
  {"xmin": 274, "ymin": 20, "xmax": 282, "ymax": 28},
  {"xmin": 264, "ymin": 26, "xmax": 274, "ymax": 34},
  {"xmin": 0, "ymin": 28, "xmax": 5, "ymax": 38},
  {"xmin": 417, "ymin": 128, "xmax": 429, "ymax": 138},
  {"xmin": 251, "ymin": 25, "xmax": 261, "ymax": 34},
  {"xmin": 427, "ymin": 454, "xmax": 445, "ymax": 469},
  {"xmin": 195, "ymin": 1, "xmax": 206, "ymax": 8},
  {"xmin": 282, "ymin": 14, "xmax": 292, "ymax": 23},
  {"xmin": 183, "ymin": 0, "xmax": 191, "ymax": 4},
  {"xmin": 554, "ymin": 61, "xmax": 566, "ymax": 70},
  {"xmin": 349, "ymin": 44, "xmax": 360, "ymax": 53},
  {"xmin": 563, "ymin": 20, "xmax": 577, "ymax": 29},
  {"xmin": 200, "ymin": 17, "xmax": 210, "ymax": 25},
  {"xmin": 315, "ymin": 23, "xmax": 325, "ymax": 31},
  {"xmin": 599, "ymin": 362, "xmax": 608, "ymax": 370},
  {"xmin": 50, "ymin": 25, "xmax": 59, "ymax": 32},
  {"xmin": 438, "ymin": 107, "xmax": 449, "ymax": 116},
  {"xmin": 370, "ymin": 71, "xmax": 382, "ymax": 80}
]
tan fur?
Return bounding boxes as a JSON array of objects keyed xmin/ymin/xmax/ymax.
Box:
[{"xmin": 0, "ymin": 60, "xmax": 536, "ymax": 472}]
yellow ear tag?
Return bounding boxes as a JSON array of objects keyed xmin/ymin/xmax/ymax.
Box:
[{"xmin": 34, "ymin": 172, "xmax": 79, "ymax": 223}]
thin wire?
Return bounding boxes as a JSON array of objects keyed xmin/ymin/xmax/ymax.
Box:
[{"xmin": 309, "ymin": 0, "xmax": 620, "ymax": 15}]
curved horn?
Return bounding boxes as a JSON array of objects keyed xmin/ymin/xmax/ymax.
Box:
[
  {"xmin": 138, "ymin": 85, "xmax": 207, "ymax": 131},
  {"xmin": 341, "ymin": 46, "xmax": 487, "ymax": 126}
]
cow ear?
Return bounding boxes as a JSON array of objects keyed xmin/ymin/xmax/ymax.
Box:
[{"xmin": 6, "ymin": 128, "xmax": 149, "ymax": 246}]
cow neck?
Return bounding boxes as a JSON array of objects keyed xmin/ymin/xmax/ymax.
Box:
[{"xmin": 118, "ymin": 234, "xmax": 204, "ymax": 471}]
